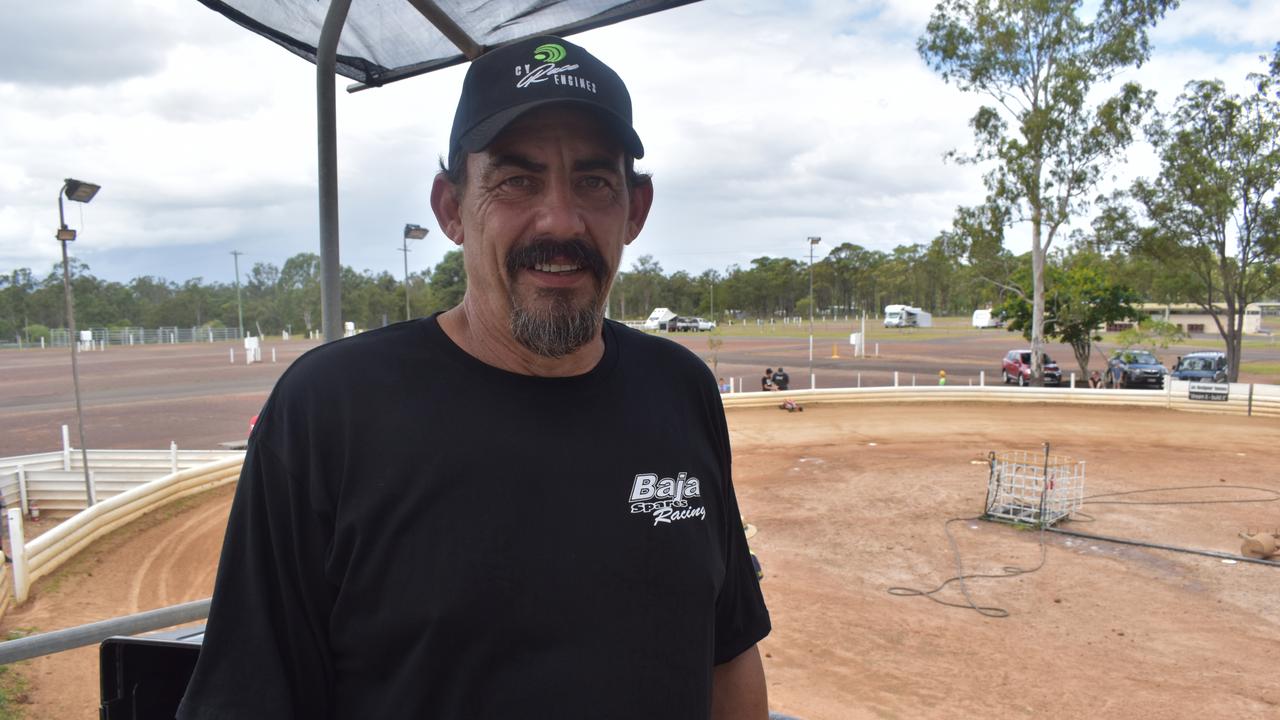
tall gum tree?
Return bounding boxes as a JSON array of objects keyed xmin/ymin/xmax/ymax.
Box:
[
  {"xmin": 919, "ymin": 0, "xmax": 1174, "ymax": 384},
  {"xmin": 1131, "ymin": 55, "xmax": 1280, "ymax": 382}
]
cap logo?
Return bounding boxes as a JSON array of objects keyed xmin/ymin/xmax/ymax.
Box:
[
  {"xmin": 513, "ymin": 42, "xmax": 596, "ymax": 94},
  {"xmin": 533, "ymin": 43, "xmax": 566, "ymax": 63}
]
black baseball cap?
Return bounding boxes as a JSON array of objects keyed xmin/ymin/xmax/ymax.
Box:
[{"xmin": 449, "ymin": 35, "xmax": 645, "ymax": 163}]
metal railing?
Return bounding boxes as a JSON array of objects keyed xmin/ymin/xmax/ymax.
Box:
[{"xmin": 0, "ymin": 598, "xmax": 210, "ymax": 665}]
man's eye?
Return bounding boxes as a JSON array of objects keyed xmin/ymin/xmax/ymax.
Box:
[
  {"xmin": 579, "ymin": 176, "xmax": 612, "ymax": 190},
  {"xmin": 503, "ymin": 176, "xmax": 533, "ymax": 188}
]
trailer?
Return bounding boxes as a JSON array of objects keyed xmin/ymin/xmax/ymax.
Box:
[
  {"xmin": 643, "ymin": 307, "xmax": 677, "ymax": 330},
  {"xmin": 972, "ymin": 308, "xmax": 1002, "ymax": 329},
  {"xmin": 883, "ymin": 304, "xmax": 932, "ymax": 328}
]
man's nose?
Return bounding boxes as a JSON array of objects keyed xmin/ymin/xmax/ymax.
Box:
[{"xmin": 534, "ymin": 176, "xmax": 587, "ymax": 238}]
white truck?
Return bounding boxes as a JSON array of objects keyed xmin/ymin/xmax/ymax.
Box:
[{"xmin": 883, "ymin": 304, "xmax": 932, "ymax": 328}]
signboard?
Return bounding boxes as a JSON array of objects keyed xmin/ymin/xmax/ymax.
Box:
[{"xmin": 1188, "ymin": 382, "xmax": 1229, "ymax": 402}]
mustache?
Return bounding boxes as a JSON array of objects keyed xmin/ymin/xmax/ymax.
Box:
[{"xmin": 505, "ymin": 238, "xmax": 608, "ymax": 282}]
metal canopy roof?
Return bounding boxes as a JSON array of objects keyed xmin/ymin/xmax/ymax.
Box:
[
  {"xmin": 195, "ymin": 0, "xmax": 699, "ymax": 341},
  {"xmin": 197, "ymin": 0, "xmax": 699, "ymax": 91}
]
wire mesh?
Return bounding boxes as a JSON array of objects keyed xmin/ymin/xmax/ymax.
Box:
[{"xmin": 984, "ymin": 449, "xmax": 1085, "ymax": 527}]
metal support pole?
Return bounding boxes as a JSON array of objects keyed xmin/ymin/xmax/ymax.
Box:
[
  {"xmin": 231, "ymin": 250, "xmax": 244, "ymax": 339},
  {"xmin": 317, "ymin": 0, "xmax": 353, "ymax": 343},
  {"xmin": 402, "ymin": 234, "xmax": 412, "ymax": 321},
  {"xmin": 57, "ymin": 191, "xmax": 93, "ymax": 507}
]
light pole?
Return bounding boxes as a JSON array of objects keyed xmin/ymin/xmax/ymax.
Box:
[
  {"xmin": 230, "ymin": 250, "xmax": 244, "ymax": 338},
  {"xmin": 57, "ymin": 178, "xmax": 101, "ymax": 506},
  {"xmin": 807, "ymin": 236, "xmax": 821, "ymax": 388},
  {"xmin": 401, "ymin": 224, "xmax": 429, "ymax": 321}
]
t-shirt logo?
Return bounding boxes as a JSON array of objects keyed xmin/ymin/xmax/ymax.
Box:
[{"xmin": 628, "ymin": 472, "xmax": 707, "ymax": 526}]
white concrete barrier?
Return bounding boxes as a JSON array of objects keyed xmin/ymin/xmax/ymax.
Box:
[
  {"xmin": 8, "ymin": 456, "xmax": 243, "ymax": 605},
  {"xmin": 723, "ymin": 380, "xmax": 1280, "ymax": 418}
]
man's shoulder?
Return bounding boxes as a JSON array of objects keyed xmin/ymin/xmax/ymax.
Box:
[{"xmin": 278, "ymin": 320, "xmax": 431, "ymax": 390}]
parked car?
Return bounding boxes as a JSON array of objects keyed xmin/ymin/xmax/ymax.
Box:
[
  {"xmin": 1107, "ymin": 350, "xmax": 1167, "ymax": 388},
  {"xmin": 1002, "ymin": 350, "xmax": 1062, "ymax": 386},
  {"xmin": 1171, "ymin": 351, "xmax": 1227, "ymax": 383},
  {"xmin": 673, "ymin": 316, "xmax": 714, "ymax": 331}
]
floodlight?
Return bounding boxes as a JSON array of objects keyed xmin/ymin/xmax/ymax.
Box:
[
  {"xmin": 63, "ymin": 178, "xmax": 101, "ymax": 204},
  {"xmin": 57, "ymin": 227, "xmax": 77, "ymax": 242},
  {"xmin": 404, "ymin": 223, "xmax": 429, "ymax": 240}
]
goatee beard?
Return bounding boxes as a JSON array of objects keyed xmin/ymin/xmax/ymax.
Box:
[{"xmin": 505, "ymin": 239, "xmax": 609, "ymax": 359}]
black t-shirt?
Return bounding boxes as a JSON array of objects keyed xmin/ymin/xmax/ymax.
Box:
[
  {"xmin": 178, "ymin": 317, "xmax": 769, "ymax": 719},
  {"xmin": 771, "ymin": 371, "xmax": 790, "ymax": 391}
]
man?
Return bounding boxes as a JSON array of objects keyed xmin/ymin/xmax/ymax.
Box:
[
  {"xmin": 178, "ymin": 35, "xmax": 769, "ymax": 719},
  {"xmin": 761, "ymin": 368, "xmax": 774, "ymax": 391},
  {"xmin": 771, "ymin": 367, "xmax": 790, "ymax": 391}
]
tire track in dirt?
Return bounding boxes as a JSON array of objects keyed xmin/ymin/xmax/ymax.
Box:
[
  {"xmin": 126, "ymin": 494, "xmax": 233, "ymax": 612},
  {"xmin": 0, "ymin": 485, "xmax": 236, "ymax": 719},
  {"xmin": 154, "ymin": 506, "xmax": 231, "ymax": 606}
]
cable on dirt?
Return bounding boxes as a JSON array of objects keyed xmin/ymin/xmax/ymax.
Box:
[
  {"xmin": 1082, "ymin": 484, "xmax": 1280, "ymax": 506},
  {"xmin": 887, "ymin": 455, "xmax": 1280, "ymax": 617},
  {"xmin": 889, "ymin": 448, "xmax": 1054, "ymax": 618},
  {"xmin": 887, "ymin": 515, "xmax": 1048, "ymax": 618}
]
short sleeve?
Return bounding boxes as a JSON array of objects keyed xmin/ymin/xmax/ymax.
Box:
[
  {"xmin": 706, "ymin": 389, "xmax": 771, "ymax": 665},
  {"xmin": 712, "ymin": 473, "xmax": 771, "ymax": 665}
]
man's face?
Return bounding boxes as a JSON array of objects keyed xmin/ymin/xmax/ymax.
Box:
[{"xmin": 433, "ymin": 105, "xmax": 651, "ymax": 358}]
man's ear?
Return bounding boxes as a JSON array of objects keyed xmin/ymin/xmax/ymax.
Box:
[
  {"xmin": 624, "ymin": 181, "xmax": 654, "ymax": 246},
  {"xmin": 431, "ymin": 172, "xmax": 465, "ymax": 245}
]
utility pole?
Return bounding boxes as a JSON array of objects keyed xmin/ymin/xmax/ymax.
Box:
[
  {"xmin": 807, "ymin": 236, "xmax": 821, "ymax": 388},
  {"xmin": 230, "ymin": 251, "xmax": 245, "ymax": 339}
]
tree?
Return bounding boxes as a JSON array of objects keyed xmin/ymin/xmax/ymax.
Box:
[
  {"xmin": 279, "ymin": 253, "xmax": 321, "ymax": 332},
  {"xmin": 1115, "ymin": 318, "xmax": 1186, "ymax": 352},
  {"xmin": 1130, "ymin": 66, "xmax": 1280, "ymax": 381},
  {"xmin": 999, "ymin": 256, "xmax": 1140, "ymax": 381},
  {"xmin": 428, "ymin": 250, "xmax": 467, "ymax": 310},
  {"xmin": 919, "ymin": 0, "xmax": 1173, "ymax": 384},
  {"xmin": 1, "ymin": 268, "xmax": 36, "ymax": 341}
]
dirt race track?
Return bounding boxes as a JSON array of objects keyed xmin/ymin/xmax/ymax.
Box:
[{"xmin": 1, "ymin": 332, "xmax": 1279, "ymax": 718}]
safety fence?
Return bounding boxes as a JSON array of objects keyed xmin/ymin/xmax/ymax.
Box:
[
  {"xmin": 0, "ymin": 443, "xmax": 245, "ymax": 517},
  {"xmin": 3, "ymin": 326, "xmax": 245, "ymax": 350},
  {"xmin": 721, "ymin": 378, "xmax": 1280, "ymax": 418},
  {"xmin": 3, "ymin": 456, "xmax": 243, "ymax": 607}
]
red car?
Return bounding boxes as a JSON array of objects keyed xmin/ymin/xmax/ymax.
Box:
[{"xmin": 1002, "ymin": 350, "xmax": 1062, "ymax": 386}]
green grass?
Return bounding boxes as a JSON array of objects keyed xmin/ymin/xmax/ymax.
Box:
[
  {"xmin": 681, "ymin": 315, "xmax": 999, "ymax": 342},
  {"xmin": 1240, "ymin": 361, "xmax": 1280, "ymax": 379},
  {"xmin": 0, "ymin": 664, "xmax": 31, "ymax": 719}
]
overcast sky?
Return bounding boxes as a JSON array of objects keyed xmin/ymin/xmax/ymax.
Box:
[{"xmin": 1, "ymin": 0, "xmax": 1276, "ymax": 286}]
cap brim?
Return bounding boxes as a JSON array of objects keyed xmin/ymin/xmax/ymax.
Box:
[{"xmin": 458, "ymin": 98, "xmax": 645, "ymax": 160}]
